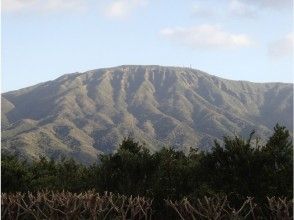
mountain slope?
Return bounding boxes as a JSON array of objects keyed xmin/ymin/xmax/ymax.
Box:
[{"xmin": 2, "ymin": 65, "xmax": 293, "ymax": 164}]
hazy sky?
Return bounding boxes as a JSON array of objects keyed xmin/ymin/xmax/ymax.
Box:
[{"xmin": 2, "ymin": 0, "xmax": 293, "ymax": 91}]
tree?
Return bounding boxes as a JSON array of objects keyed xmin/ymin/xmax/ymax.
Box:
[
  {"xmin": 1, "ymin": 153, "xmax": 30, "ymax": 192},
  {"xmin": 261, "ymin": 124, "xmax": 293, "ymax": 197},
  {"xmin": 97, "ymin": 137, "xmax": 155, "ymax": 195}
]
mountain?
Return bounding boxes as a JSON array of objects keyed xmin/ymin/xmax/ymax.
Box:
[{"xmin": 2, "ymin": 65, "xmax": 293, "ymax": 164}]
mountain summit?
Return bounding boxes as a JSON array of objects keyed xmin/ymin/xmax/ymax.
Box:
[{"xmin": 2, "ymin": 65, "xmax": 293, "ymax": 163}]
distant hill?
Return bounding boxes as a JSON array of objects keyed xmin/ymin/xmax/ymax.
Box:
[{"xmin": 2, "ymin": 65, "xmax": 293, "ymax": 164}]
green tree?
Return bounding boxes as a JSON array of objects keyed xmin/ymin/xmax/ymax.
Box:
[
  {"xmin": 261, "ymin": 124, "xmax": 293, "ymax": 197},
  {"xmin": 29, "ymin": 157, "xmax": 58, "ymax": 191},
  {"xmin": 1, "ymin": 153, "xmax": 30, "ymax": 192},
  {"xmin": 201, "ymin": 132, "xmax": 267, "ymax": 200},
  {"xmin": 97, "ymin": 137, "xmax": 156, "ymax": 195}
]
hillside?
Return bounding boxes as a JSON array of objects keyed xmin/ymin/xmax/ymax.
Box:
[{"xmin": 2, "ymin": 65, "xmax": 293, "ymax": 164}]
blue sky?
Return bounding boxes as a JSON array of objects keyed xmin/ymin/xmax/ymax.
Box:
[{"xmin": 2, "ymin": 0, "xmax": 293, "ymax": 92}]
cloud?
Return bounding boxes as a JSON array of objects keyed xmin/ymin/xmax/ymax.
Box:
[
  {"xmin": 2, "ymin": 0, "xmax": 87, "ymax": 13},
  {"xmin": 268, "ymin": 33, "xmax": 294, "ymax": 59},
  {"xmin": 228, "ymin": 0, "xmax": 257, "ymax": 18},
  {"xmin": 104, "ymin": 0, "xmax": 148, "ymax": 18},
  {"xmin": 160, "ymin": 25, "xmax": 254, "ymax": 50},
  {"xmin": 2, "ymin": 0, "xmax": 149, "ymax": 19},
  {"xmin": 2, "ymin": 0, "xmax": 35, "ymax": 12},
  {"xmin": 227, "ymin": 0, "xmax": 292, "ymax": 18},
  {"xmin": 243, "ymin": 0, "xmax": 292, "ymax": 9},
  {"xmin": 228, "ymin": 0, "xmax": 292, "ymax": 17},
  {"xmin": 191, "ymin": 0, "xmax": 292, "ymax": 20},
  {"xmin": 191, "ymin": 4, "xmax": 218, "ymax": 19}
]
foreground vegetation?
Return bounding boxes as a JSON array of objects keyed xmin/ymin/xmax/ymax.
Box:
[
  {"xmin": 2, "ymin": 191, "xmax": 292, "ymax": 219},
  {"xmin": 2, "ymin": 124, "xmax": 293, "ymax": 218}
]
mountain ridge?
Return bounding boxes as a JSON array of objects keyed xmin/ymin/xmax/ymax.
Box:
[{"xmin": 2, "ymin": 65, "xmax": 293, "ymax": 164}]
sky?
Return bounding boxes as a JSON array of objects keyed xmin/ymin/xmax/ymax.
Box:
[{"xmin": 2, "ymin": 0, "xmax": 294, "ymax": 92}]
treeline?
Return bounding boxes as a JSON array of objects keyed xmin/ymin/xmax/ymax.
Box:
[{"xmin": 2, "ymin": 124, "xmax": 293, "ymax": 217}]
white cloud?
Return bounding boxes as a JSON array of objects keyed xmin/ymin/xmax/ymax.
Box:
[
  {"xmin": 243, "ymin": 0, "xmax": 292, "ymax": 9},
  {"xmin": 2, "ymin": 0, "xmax": 36, "ymax": 12},
  {"xmin": 228, "ymin": 0, "xmax": 292, "ymax": 17},
  {"xmin": 268, "ymin": 33, "xmax": 294, "ymax": 59},
  {"xmin": 2, "ymin": 0, "xmax": 87, "ymax": 13},
  {"xmin": 191, "ymin": 4, "xmax": 218, "ymax": 19},
  {"xmin": 2, "ymin": 0, "xmax": 149, "ymax": 19},
  {"xmin": 191, "ymin": 0, "xmax": 292, "ymax": 20},
  {"xmin": 160, "ymin": 25, "xmax": 254, "ymax": 50},
  {"xmin": 228, "ymin": 0, "xmax": 257, "ymax": 18},
  {"xmin": 104, "ymin": 0, "xmax": 148, "ymax": 18}
]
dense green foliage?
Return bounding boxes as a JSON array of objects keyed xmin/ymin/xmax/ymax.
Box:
[{"xmin": 2, "ymin": 124, "xmax": 292, "ymax": 216}]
